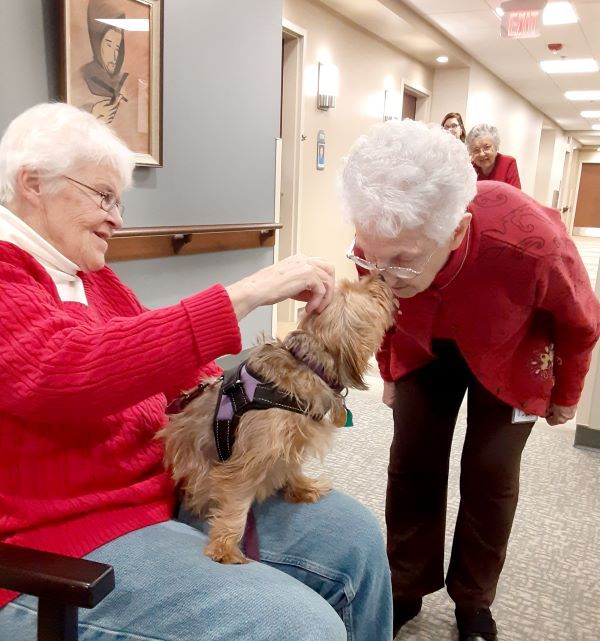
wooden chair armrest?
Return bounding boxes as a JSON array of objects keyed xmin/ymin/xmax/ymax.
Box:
[{"xmin": 0, "ymin": 542, "xmax": 114, "ymax": 608}]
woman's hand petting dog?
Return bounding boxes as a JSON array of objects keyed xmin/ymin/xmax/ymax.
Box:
[{"xmin": 226, "ymin": 254, "xmax": 335, "ymax": 320}]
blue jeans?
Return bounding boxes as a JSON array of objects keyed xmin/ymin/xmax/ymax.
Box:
[{"xmin": 0, "ymin": 491, "xmax": 392, "ymax": 641}]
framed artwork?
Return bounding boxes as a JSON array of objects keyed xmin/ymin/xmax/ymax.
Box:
[{"xmin": 60, "ymin": 0, "xmax": 163, "ymax": 166}]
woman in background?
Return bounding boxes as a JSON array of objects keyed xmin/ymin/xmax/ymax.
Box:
[
  {"xmin": 441, "ymin": 112, "xmax": 466, "ymax": 142},
  {"xmin": 467, "ymin": 123, "xmax": 521, "ymax": 189}
]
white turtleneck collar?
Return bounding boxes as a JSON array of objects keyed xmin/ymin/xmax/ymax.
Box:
[{"xmin": 0, "ymin": 204, "xmax": 88, "ymax": 304}]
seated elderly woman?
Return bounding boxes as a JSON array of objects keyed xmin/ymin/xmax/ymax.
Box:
[
  {"xmin": 0, "ymin": 103, "xmax": 392, "ymax": 641},
  {"xmin": 340, "ymin": 119, "xmax": 599, "ymax": 641},
  {"xmin": 466, "ymin": 123, "xmax": 521, "ymax": 189}
]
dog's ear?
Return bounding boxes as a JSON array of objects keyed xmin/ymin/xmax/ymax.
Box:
[{"xmin": 335, "ymin": 334, "xmax": 370, "ymax": 390}]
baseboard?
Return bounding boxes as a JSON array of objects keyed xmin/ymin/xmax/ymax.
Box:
[{"xmin": 574, "ymin": 424, "xmax": 600, "ymax": 450}]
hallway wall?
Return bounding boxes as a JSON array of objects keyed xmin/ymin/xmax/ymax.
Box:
[
  {"xmin": 430, "ymin": 68, "xmax": 469, "ymax": 127},
  {"xmin": 282, "ymin": 0, "xmax": 433, "ymax": 284}
]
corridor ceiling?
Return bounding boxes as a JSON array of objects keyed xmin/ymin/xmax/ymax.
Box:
[{"xmin": 318, "ymin": 0, "xmax": 600, "ymax": 147}]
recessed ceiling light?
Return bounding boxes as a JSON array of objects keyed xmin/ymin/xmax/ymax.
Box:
[
  {"xmin": 593, "ymin": 124, "xmax": 600, "ymax": 130},
  {"xmin": 543, "ymin": 2, "xmax": 578, "ymax": 26},
  {"xmin": 495, "ymin": 7, "xmax": 504, "ymax": 18},
  {"xmin": 540, "ymin": 59, "xmax": 599, "ymax": 74},
  {"xmin": 436, "ymin": 56, "xmax": 449, "ymax": 64},
  {"xmin": 565, "ymin": 91, "xmax": 600, "ymax": 101},
  {"xmin": 582, "ymin": 111, "xmax": 600, "ymax": 118}
]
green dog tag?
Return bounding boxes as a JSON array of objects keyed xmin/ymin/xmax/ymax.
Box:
[{"xmin": 344, "ymin": 405, "xmax": 353, "ymax": 427}]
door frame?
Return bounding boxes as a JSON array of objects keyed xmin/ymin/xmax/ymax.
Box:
[
  {"xmin": 274, "ymin": 19, "xmax": 307, "ymax": 334},
  {"xmin": 400, "ymin": 81, "xmax": 431, "ymax": 121}
]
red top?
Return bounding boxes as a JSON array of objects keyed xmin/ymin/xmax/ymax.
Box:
[
  {"xmin": 377, "ymin": 181, "xmax": 600, "ymax": 415},
  {"xmin": 0, "ymin": 241, "xmax": 241, "ymax": 607},
  {"xmin": 473, "ymin": 152, "xmax": 521, "ymax": 189}
]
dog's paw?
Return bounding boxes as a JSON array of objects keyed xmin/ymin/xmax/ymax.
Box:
[
  {"xmin": 204, "ymin": 540, "xmax": 249, "ymax": 565},
  {"xmin": 284, "ymin": 478, "xmax": 332, "ymax": 503}
]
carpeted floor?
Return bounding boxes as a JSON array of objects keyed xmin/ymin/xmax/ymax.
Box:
[{"xmin": 307, "ymin": 375, "xmax": 600, "ymax": 641}]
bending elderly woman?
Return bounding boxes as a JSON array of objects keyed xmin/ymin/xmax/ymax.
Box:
[
  {"xmin": 0, "ymin": 103, "xmax": 392, "ymax": 641},
  {"xmin": 466, "ymin": 123, "xmax": 521, "ymax": 189},
  {"xmin": 340, "ymin": 119, "xmax": 600, "ymax": 641}
]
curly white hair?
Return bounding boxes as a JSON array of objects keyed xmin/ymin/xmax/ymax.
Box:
[
  {"xmin": 339, "ymin": 119, "xmax": 477, "ymax": 243},
  {"xmin": 0, "ymin": 102, "xmax": 135, "ymax": 205}
]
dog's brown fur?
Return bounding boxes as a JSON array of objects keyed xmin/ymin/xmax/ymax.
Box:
[{"xmin": 158, "ymin": 275, "xmax": 394, "ymax": 564}]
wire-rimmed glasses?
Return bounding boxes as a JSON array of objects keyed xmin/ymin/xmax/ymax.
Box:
[
  {"xmin": 63, "ymin": 175, "xmax": 125, "ymax": 217},
  {"xmin": 345, "ymin": 237, "xmax": 436, "ymax": 280}
]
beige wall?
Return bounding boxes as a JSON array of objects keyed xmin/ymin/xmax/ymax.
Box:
[
  {"xmin": 282, "ymin": 0, "xmax": 433, "ymax": 285},
  {"xmin": 430, "ymin": 68, "xmax": 469, "ymax": 127},
  {"xmin": 534, "ymin": 129, "xmax": 557, "ymax": 205},
  {"xmin": 575, "ymin": 264, "xmax": 600, "ymax": 431},
  {"xmin": 539, "ymin": 128, "xmax": 574, "ymax": 209},
  {"xmin": 546, "ymin": 130, "xmax": 570, "ymax": 209},
  {"xmin": 534, "ymin": 127, "xmax": 571, "ymax": 208},
  {"xmin": 578, "ymin": 150, "xmax": 600, "ymax": 163}
]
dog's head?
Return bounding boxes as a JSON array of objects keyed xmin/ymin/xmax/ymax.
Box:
[{"xmin": 286, "ymin": 275, "xmax": 395, "ymax": 391}]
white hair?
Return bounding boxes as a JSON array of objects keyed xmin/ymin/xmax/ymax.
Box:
[
  {"xmin": 0, "ymin": 102, "xmax": 135, "ymax": 205},
  {"xmin": 466, "ymin": 123, "xmax": 500, "ymax": 150},
  {"xmin": 339, "ymin": 119, "xmax": 477, "ymax": 244}
]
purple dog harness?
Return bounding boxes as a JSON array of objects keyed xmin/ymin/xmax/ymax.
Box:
[
  {"xmin": 166, "ymin": 363, "xmax": 309, "ymax": 561},
  {"xmin": 212, "ymin": 363, "xmax": 309, "ymax": 462}
]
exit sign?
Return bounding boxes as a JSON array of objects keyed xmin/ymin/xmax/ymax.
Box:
[
  {"xmin": 499, "ymin": 0, "xmax": 546, "ymax": 39},
  {"xmin": 502, "ymin": 9, "xmax": 541, "ymax": 38}
]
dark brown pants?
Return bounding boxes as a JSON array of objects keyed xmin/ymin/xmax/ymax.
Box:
[{"xmin": 387, "ymin": 340, "xmax": 534, "ymax": 609}]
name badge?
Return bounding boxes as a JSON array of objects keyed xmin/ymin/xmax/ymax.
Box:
[{"xmin": 512, "ymin": 408, "xmax": 537, "ymax": 424}]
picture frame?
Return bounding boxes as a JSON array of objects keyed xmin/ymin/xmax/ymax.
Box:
[{"xmin": 59, "ymin": 0, "xmax": 163, "ymax": 166}]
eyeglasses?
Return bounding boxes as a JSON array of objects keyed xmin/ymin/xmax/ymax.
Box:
[
  {"xmin": 63, "ymin": 176, "xmax": 125, "ymax": 217},
  {"xmin": 470, "ymin": 144, "xmax": 494, "ymax": 156},
  {"xmin": 345, "ymin": 237, "xmax": 436, "ymax": 280},
  {"xmin": 443, "ymin": 123, "xmax": 460, "ymax": 130}
]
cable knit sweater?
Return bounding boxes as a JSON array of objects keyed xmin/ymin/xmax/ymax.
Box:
[{"xmin": 0, "ymin": 241, "xmax": 242, "ymax": 607}]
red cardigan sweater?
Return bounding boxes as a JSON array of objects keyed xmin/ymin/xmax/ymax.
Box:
[
  {"xmin": 473, "ymin": 152, "xmax": 521, "ymax": 189},
  {"xmin": 377, "ymin": 181, "xmax": 600, "ymax": 415},
  {"xmin": 0, "ymin": 242, "xmax": 241, "ymax": 607}
]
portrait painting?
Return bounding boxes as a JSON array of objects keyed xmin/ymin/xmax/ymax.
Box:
[{"xmin": 61, "ymin": 0, "xmax": 163, "ymax": 166}]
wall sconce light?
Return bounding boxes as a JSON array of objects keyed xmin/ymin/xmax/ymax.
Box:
[
  {"xmin": 317, "ymin": 62, "xmax": 338, "ymax": 110},
  {"xmin": 383, "ymin": 89, "xmax": 402, "ymax": 121}
]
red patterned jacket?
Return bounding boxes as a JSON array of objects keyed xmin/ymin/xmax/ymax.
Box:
[{"xmin": 377, "ymin": 181, "xmax": 600, "ymax": 415}]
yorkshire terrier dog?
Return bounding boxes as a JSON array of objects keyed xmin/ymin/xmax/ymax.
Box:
[{"xmin": 159, "ymin": 275, "xmax": 394, "ymax": 564}]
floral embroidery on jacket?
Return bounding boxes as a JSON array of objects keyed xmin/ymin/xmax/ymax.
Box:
[{"xmin": 531, "ymin": 344, "xmax": 558, "ymax": 380}]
